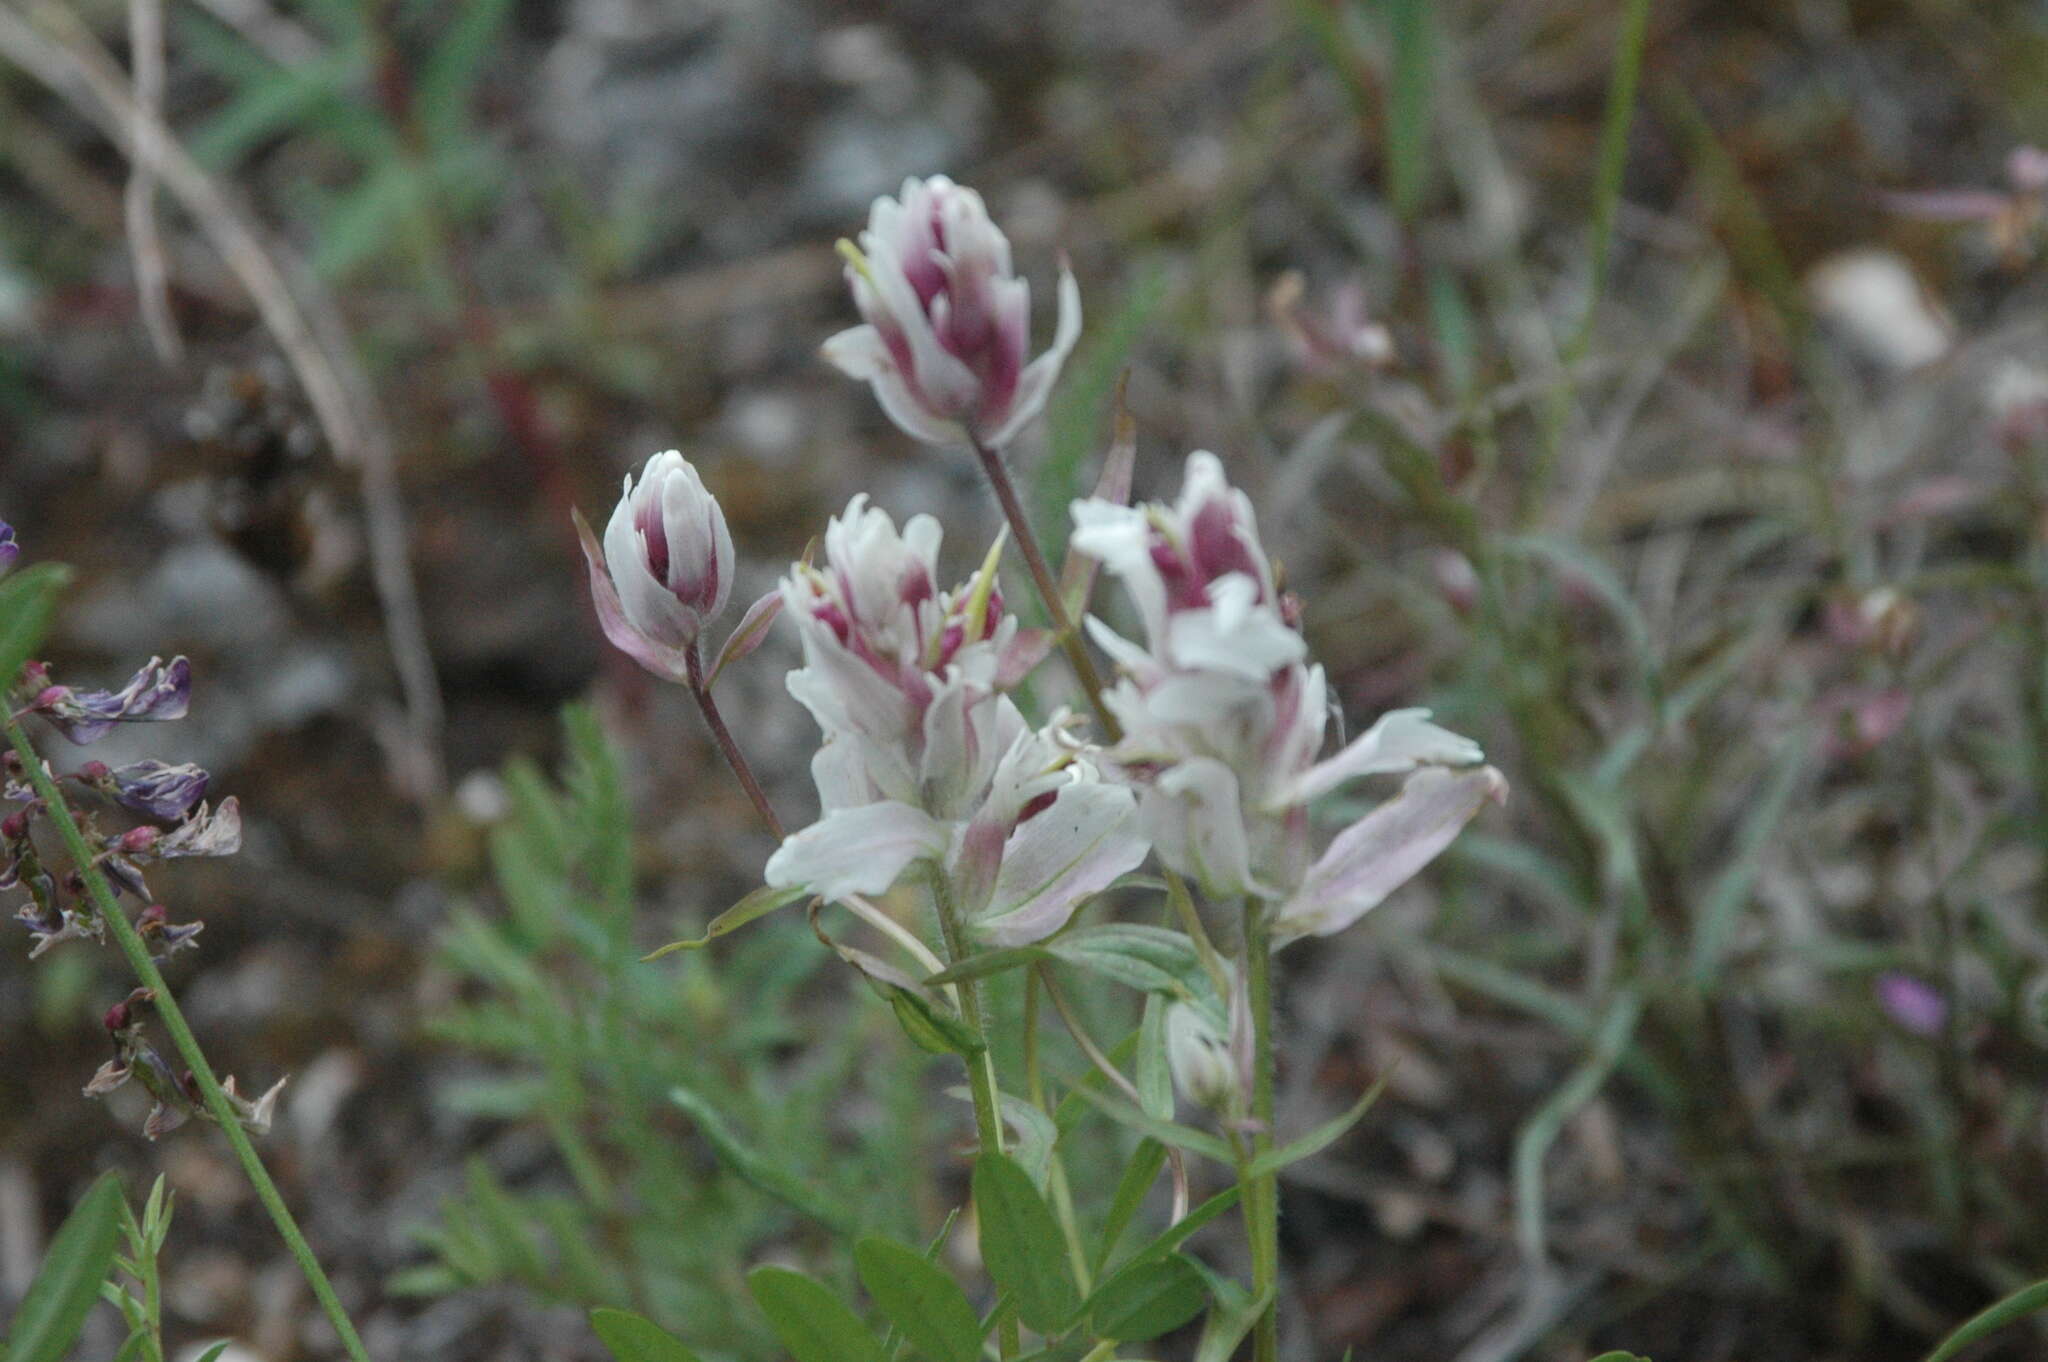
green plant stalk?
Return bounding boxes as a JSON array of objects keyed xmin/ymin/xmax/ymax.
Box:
[
  {"xmin": 1025, "ymin": 972, "xmax": 1094, "ymax": 1293},
  {"xmin": 3, "ymin": 716, "xmax": 375, "ymax": 1362},
  {"xmin": 925, "ymin": 865, "xmax": 1018, "ymax": 1360},
  {"xmin": 968, "ymin": 431, "xmax": 1121, "ymax": 743},
  {"xmin": 1243, "ymin": 903, "xmax": 1279, "ymax": 1362}
]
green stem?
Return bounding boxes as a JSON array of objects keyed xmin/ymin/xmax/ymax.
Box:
[
  {"xmin": 1243, "ymin": 904, "xmax": 1280, "ymax": 1362},
  {"xmin": 1026, "ymin": 973, "xmax": 1094, "ymax": 1294},
  {"xmin": 4, "ymin": 716, "xmax": 374, "ymax": 1362},
  {"xmin": 967, "ymin": 431, "xmax": 1121, "ymax": 743},
  {"xmin": 926, "ymin": 865, "xmax": 1017, "ymax": 1360}
]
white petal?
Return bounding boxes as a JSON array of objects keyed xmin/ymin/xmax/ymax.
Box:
[
  {"xmin": 1145, "ymin": 757, "xmax": 1260, "ymax": 900},
  {"xmin": 982, "ymin": 262, "xmax": 1083, "ymax": 448},
  {"xmin": 1275, "ymin": 708, "xmax": 1485, "ymax": 809},
  {"xmin": 1273, "ymin": 766, "xmax": 1505, "ymax": 943},
  {"xmin": 764, "ymin": 801, "xmax": 949, "ymax": 899},
  {"xmin": 976, "ymin": 782, "xmax": 1149, "ymax": 947}
]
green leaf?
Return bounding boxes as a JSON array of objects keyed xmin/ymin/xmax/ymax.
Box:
[
  {"xmin": 1088, "ymin": 1253, "xmax": 1208, "ymax": 1342},
  {"xmin": 1092, "ymin": 1139, "xmax": 1168, "ymax": 1276},
  {"xmin": 1186, "ymin": 1258, "xmax": 1267, "ymax": 1362},
  {"xmin": 1046, "ymin": 925, "xmax": 1208, "ymax": 1000},
  {"xmin": 1244, "ymin": 1071, "xmax": 1392, "ymax": 1180},
  {"xmin": 644, "ymin": 884, "xmax": 808, "ymax": 960},
  {"xmin": 972, "ymin": 1153, "xmax": 1081, "ymax": 1333},
  {"xmin": 923, "ymin": 944, "xmax": 1054, "ymax": 988},
  {"xmin": 590, "ymin": 1308, "xmax": 703, "ymax": 1362},
  {"xmin": 1585, "ymin": 1353, "xmax": 1651, "ymax": 1362},
  {"xmin": 1515, "ymin": 991, "xmax": 1643, "ymax": 1269},
  {"xmin": 747, "ymin": 1266, "xmax": 884, "ymax": 1362},
  {"xmin": 1101, "ymin": 1183, "xmax": 1241, "ymax": 1279},
  {"xmin": 670, "ymin": 1087, "xmax": 862, "ymax": 1237},
  {"xmin": 5, "ymin": 1170, "xmax": 124, "ymax": 1362},
  {"xmin": 1381, "ymin": 0, "xmax": 1434, "ymax": 221},
  {"xmin": 191, "ymin": 1344, "xmax": 235, "ymax": 1362},
  {"xmin": 1925, "ymin": 1279, "xmax": 2048, "ymax": 1362},
  {"xmin": 1687, "ymin": 737, "xmax": 1807, "ymax": 989},
  {"xmin": 854, "ymin": 1236, "xmax": 981, "ymax": 1362},
  {"xmin": 1574, "ymin": 0, "xmax": 1652, "ymax": 344},
  {"xmin": 0, "ymin": 562, "xmax": 71, "ymax": 693},
  {"xmin": 1064, "ymin": 1080, "xmax": 1234, "ymax": 1165},
  {"xmin": 884, "ymin": 984, "xmax": 985, "ymax": 1057}
]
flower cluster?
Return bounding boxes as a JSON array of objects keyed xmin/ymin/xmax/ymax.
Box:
[
  {"xmin": 2, "ymin": 522, "xmax": 268, "ymax": 1139},
  {"xmin": 1073, "ymin": 451, "xmax": 1502, "ymax": 945},
  {"xmin": 763, "ymin": 498, "xmax": 1146, "ymax": 947},
  {"xmin": 578, "ymin": 174, "xmax": 1504, "ymax": 1136}
]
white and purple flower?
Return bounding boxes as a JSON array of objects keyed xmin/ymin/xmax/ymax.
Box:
[
  {"xmin": 825, "ymin": 176, "xmax": 1081, "ymax": 450},
  {"xmin": 576, "ymin": 451, "xmax": 735, "ymax": 684},
  {"xmin": 28, "ymin": 657, "xmax": 192, "ymax": 746}
]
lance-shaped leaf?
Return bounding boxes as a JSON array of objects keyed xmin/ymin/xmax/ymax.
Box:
[
  {"xmin": 644, "ymin": 884, "xmax": 807, "ymax": 960},
  {"xmin": 590, "ymin": 1308, "xmax": 703, "ymax": 1362},
  {"xmin": 5, "ymin": 1171, "xmax": 124, "ymax": 1362},
  {"xmin": 0, "ymin": 563, "xmax": 70, "ymax": 693},
  {"xmin": 705, "ymin": 587, "xmax": 784, "ymax": 689},
  {"xmin": 854, "ymin": 1236, "xmax": 981, "ymax": 1362},
  {"xmin": 1088, "ymin": 1252, "xmax": 1208, "ymax": 1343},
  {"xmin": 747, "ymin": 1266, "xmax": 883, "ymax": 1362},
  {"xmin": 972, "ymin": 1153, "xmax": 1081, "ymax": 1333}
]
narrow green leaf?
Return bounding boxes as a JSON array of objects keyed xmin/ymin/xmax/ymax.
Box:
[
  {"xmin": 5, "ymin": 1170, "xmax": 124, "ymax": 1362},
  {"xmin": 972, "ymin": 1154, "xmax": 1081, "ymax": 1333},
  {"xmin": 1047, "ymin": 925, "xmax": 1208, "ymax": 1000},
  {"xmin": 590, "ymin": 1307, "xmax": 703, "ymax": 1362},
  {"xmin": 1092, "ymin": 1139, "xmax": 1169, "ymax": 1275},
  {"xmin": 644, "ymin": 884, "xmax": 808, "ymax": 960},
  {"xmin": 884, "ymin": 985, "xmax": 984, "ymax": 1058},
  {"xmin": 191, "ymin": 1343, "xmax": 235, "ymax": 1362},
  {"xmin": 1576, "ymin": 0, "xmax": 1652, "ymax": 343},
  {"xmin": 1135, "ymin": 995, "xmax": 1173, "ymax": 1122},
  {"xmin": 1688, "ymin": 738, "xmax": 1807, "ymax": 989},
  {"xmin": 747, "ymin": 1266, "xmax": 884, "ymax": 1362},
  {"xmin": 670, "ymin": 1087, "xmax": 862, "ymax": 1237},
  {"xmin": 855, "ymin": 1236, "xmax": 981, "ymax": 1362},
  {"xmin": 1381, "ymin": 0, "xmax": 1434, "ymax": 221},
  {"xmin": 923, "ymin": 944, "xmax": 1054, "ymax": 988},
  {"xmin": 1101, "ymin": 1184, "xmax": 1241, "ymax": 1278},
  {"xmin": 1925, "ymin": 1279, "xmax": 2048, "ymax": 1362},
  {"xmin": 0, "ymin": 563, "xmax": 71, "ymax": 691},
  {"xmin": 1515, "ymin": 992, "xmax": 1643, "ymax": 1269},
  {"xmin": 1244, "ymin": 1070, "xmax": 1393, "ymax": 1180},
  {"xmin": 1088, "ymin": 1253, "xmax": 1207, "ymax": 1342},
  {"xmin": 1585, "ymin": 1353, "xmax": 1651, "ymax": 1362},
  {"xmin": 1064, "ymin": 1080, "xmax": 1234, "ymax": 1164}
]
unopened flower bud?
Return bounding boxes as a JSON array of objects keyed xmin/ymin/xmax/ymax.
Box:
[
  {"xmin": 825, "ymin": 175, "xmax": 1081, "ymax": 449},
  {"xmin": 104, "ymin": 1001, "xmax": 131, "ymax": 1032},
  {"xmin": 576, "ymin": 451, "xmax": 734, "ymax": 684},
  {"xmin": 1166, "ymin": 1001, "xmax": 1242, "ymax": 1117},
  {"xmin": 118, "ymin": 826, "xmax": 158, "ymax": 855},
  {"xmin": 1, "ymin": 811, "xmax": 26, "ymax": 842}
]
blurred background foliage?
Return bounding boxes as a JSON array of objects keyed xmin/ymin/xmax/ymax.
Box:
[{"xmin": 3, "ymin": 0, "xmax": 2048, "ymax": 1359}]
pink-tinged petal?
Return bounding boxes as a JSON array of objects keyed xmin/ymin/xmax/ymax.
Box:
[
  {"xmin": 763, "ymin": 800, "xmax": 949, "ymax": 899},
  {"xmin": 1274, "ymin": 766, "xmax": 1506, "ymax": 944},
  {"xmin": 822, "ymin": 323, "xmax": 890, "ymax": 380},
  {"xmin": 574, "ymin": 507, "xmax": 694, "ymax": 684},
  {"xmin": 996, "ymin": 629, "xmax": 1055, "ymax": 690},
  {"xmin": 1275, "ymin": 708, "xmax": 1485, "ymax": 809},
  {"xmin": 976, "ymin": 782, "xmax": 1148, "ymax": 947},
  {"xmin": 981, "ymin": 260, "xmax": 1083, "ymax": 449}
]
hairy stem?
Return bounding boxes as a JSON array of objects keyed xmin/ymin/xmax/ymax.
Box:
[
  {"xmin": 927, "ymin": 865, "xmax": 1018, "ymax": 1360},
  {"xmin": 685, "ymin": 642, "xmax": 785, "ymax": 840},
  {"xmin": 1244, "ymin": 903, "xmax": 1280, "ymax": 1362},
  {"xmin": 4, "ymin": 717, "xmax": 374, "ymax": 1362},
  {"xmin": 967, "ymin": 432, "xmax": 1121, "ymax": 742}
]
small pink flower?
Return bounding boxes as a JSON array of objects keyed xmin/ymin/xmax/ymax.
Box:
[
  {"xmin": 825, "ymin": 176, "xmax": 1081, "ymax": 449},
  {"xmin": 1876, "ymin": 972, "xmax": 1947, "ymax": 1037}
]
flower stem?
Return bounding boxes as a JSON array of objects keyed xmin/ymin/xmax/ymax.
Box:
[
  {"xmin": 685, "ymin": 642, "xmax": 785, "ymax": 839},
  {"xmin": 1243, "ymin": 903, "xmax": 1280, "ymax": 1362},
  {"xmin": 926, "ymin": 864, "xmax": 1018, "ymax": 1361},
  {"xmin": 3, "ymin": 716, "xmax": 374, "ymax": 1362},
  {"xmin": 967, "ymin": 432, "xmax": 1121, "ymax": 743}
]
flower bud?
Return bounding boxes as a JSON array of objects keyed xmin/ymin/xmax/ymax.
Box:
[
  {"xmin": 825, "ymin": 175, "xmax": 1081, "ymax": 449},
  {"xmin": 1166, "ymin": 1001, "xmax": 1242, "ymax": 1117},
  {"xmin": 576, "ymin": 451, "xmax": 735, "ymax": 683}
]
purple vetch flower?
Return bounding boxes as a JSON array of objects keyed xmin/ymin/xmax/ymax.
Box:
[
  {"xmin": 825, "ymin": 175, "xmax": 1081, "ymax": 449},
  {"xmin": 1876, "ymin": 971, "xmax": 1948, "ymax": 1037},
  {"xmin": 0, "ymin": 521, "xmax": 17, "ymax": 576},
  {"xmin": 30, "ymin": 656, "xmax": 192, "ymax": 745},
  {"xmin": 574, "ymin": 450, "xmax": 735, "ymax": 684},
  {"xmin": 81, "ymin": 759, "xmax": 211, "ymax": 821}
]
